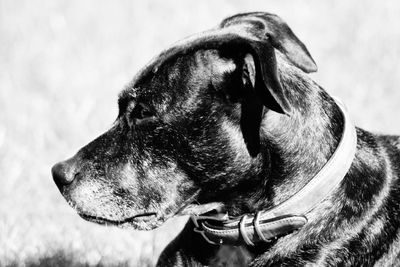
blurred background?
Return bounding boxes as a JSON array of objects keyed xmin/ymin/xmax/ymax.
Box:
[{"xmin": 1, "ymin": 0, "xmax": 399, "ymax": 266}]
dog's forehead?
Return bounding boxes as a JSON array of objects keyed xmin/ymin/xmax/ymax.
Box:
[
  {"xmin": 119, "ymin": 49, "xmax": 235, "ymax": 110},
  {"xmin": 116, "ymin": 58, "xmax": 192, "ymax": 115},
  {"xmin": 131, "ymin": 31, "xmax": 215, "ymax": 87},
  {"xmin": 119, "ymin": 54, "xmax": 194, "ymax": 103},
  {"xmin": 130, "ymin": 24, "xmax": 251, "ymax": 88}
]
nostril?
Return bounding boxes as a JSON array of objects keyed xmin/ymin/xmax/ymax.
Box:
[{"xmin": 51, "ymin": 162, "xmax": 75, "ymax": 190}]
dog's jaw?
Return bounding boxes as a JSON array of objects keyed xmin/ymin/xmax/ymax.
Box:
[
  {"xmin": 74, "ymin": 189, "xmax": 206, "ymax": 230},
  {"xmin": 77, "ymin": 212, "xmax": 162, "ymax": 230},
  {"xmin": 65, "ymin": 195, "xmax": 176, "ymax": 230}
]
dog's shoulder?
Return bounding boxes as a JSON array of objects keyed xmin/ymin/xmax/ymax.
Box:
[
  {"xmin": 377, "ymin": 134, "xmax": 400, "ymax": 165},
  {"xmin": 378, "ymin": 134, "xmax": 400, "ymax": 147}
]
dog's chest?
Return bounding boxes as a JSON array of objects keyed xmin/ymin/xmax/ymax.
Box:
[{"xmin": 209, "ymin": 246, "xmax": 253, "ymax": 266}]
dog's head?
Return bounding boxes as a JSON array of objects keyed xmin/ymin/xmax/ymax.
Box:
[{"xmin": 52, "ymin": 12, "xmax": 316, "ymax": 230}]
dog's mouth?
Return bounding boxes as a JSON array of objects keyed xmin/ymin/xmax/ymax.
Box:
[
  {"xmin": 74, "ymin": 190, "xmax": 223, "ymax": 230},
  {"xmin": 78, "ymin": 212, "xmax": 158, "ymax": 227}
]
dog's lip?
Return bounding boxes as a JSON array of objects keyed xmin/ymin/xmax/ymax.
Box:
[{"xmin": 78, "ymin": 212, "xmax": 157, "ymax": 225}]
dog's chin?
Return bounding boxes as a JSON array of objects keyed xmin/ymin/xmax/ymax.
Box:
[{"xmin": 78, "ymin": 212, "xmax": 164, "ymax": 230}]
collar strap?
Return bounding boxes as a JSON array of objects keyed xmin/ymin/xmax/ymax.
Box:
[
  {"xmin": 192, "ymin": 212, "xmax": 307, "ymax": 246},
  {"xmin": 191, "ymin": 97, "xmax": 357, "ymax": 246}
]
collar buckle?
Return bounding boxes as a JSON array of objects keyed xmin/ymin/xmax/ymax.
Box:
[{"xmin": 191, "ymin": 212, "xmax": 229, "ymax": 245}]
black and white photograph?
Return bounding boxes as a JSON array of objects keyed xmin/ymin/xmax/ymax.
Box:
[{"xmin": 1, "ymin": 1, "xmax": 400, "ymax": 266}]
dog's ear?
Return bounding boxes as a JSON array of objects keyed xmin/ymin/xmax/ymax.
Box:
[
  {"xmin": 240, "ymin": 55, "xmax": 264, "ymax": 156},
  {"xmin": 218, "ymin": 12, "xmax": 317, "ymax": 116},
  {"xmin": 218, "ymin": 13, "xmax": 317, "ymax": 156},
  {"xmin": 220, "ymin": 12, "xmax": 317, "ymax": 74},
  {"xmin": 239, "ymin": 53, "xmax": 270, "ymax": 157},
  {"xmin": 211, "ymin": 50, "xmax": 283, "ymax": 157}
]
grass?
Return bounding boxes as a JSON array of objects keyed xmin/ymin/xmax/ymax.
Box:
[{"xmin": 1, "ymin": 0, "xmax": 399, "ymax": 266}]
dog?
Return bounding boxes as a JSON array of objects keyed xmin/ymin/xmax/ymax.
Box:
[{"xmin": 52, "ymin": 12, "xmax": 400, "ymax": 266}]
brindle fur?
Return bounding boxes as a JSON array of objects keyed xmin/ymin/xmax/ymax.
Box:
[{"xmin": 52, "ymin": 13, "xmax": 400, "ymax": 267}]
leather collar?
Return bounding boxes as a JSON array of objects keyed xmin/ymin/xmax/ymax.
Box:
[{"xmin": 191, "ymin": 97, "xmax": 357, "ymax": 246}]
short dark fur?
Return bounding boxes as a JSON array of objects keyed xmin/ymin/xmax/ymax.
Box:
[{"xmin": 52, "ymin": 12, "xmax": 400, "ymax": 266}]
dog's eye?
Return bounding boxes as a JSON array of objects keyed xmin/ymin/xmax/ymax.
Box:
[
  {"xmin": 132, "ymin": 103, "xmax": 153, "ymax": 119},
  {"xmin": 127, "ymin": 103, "xmax": 156, "ymax": 126}
]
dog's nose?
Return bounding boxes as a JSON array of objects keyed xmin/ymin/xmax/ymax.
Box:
[{"xmin": 52, "ymin": 161, "xmax": 76, "ymax": 190}]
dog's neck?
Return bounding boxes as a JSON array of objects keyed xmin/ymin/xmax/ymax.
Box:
[
  {"xmin": 263, "ymin": 61, "xmax": 344, "ymax": 206},
  {"xmin": 227, "ymin": 59, "xmax": 345, "ymax": 215},
  {"xmin": 244, "ymin": 60, "xmax": 390, "ymax": 264}
]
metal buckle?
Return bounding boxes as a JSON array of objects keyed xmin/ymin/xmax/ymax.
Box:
[{"xmin": 191, "ymin": 212, "xmax": 229, "ymax": 245}]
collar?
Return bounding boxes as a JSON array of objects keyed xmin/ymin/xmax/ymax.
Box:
[{"xmin": 191, "ymin": 97, "xmax": 357, "ymax": 246}]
